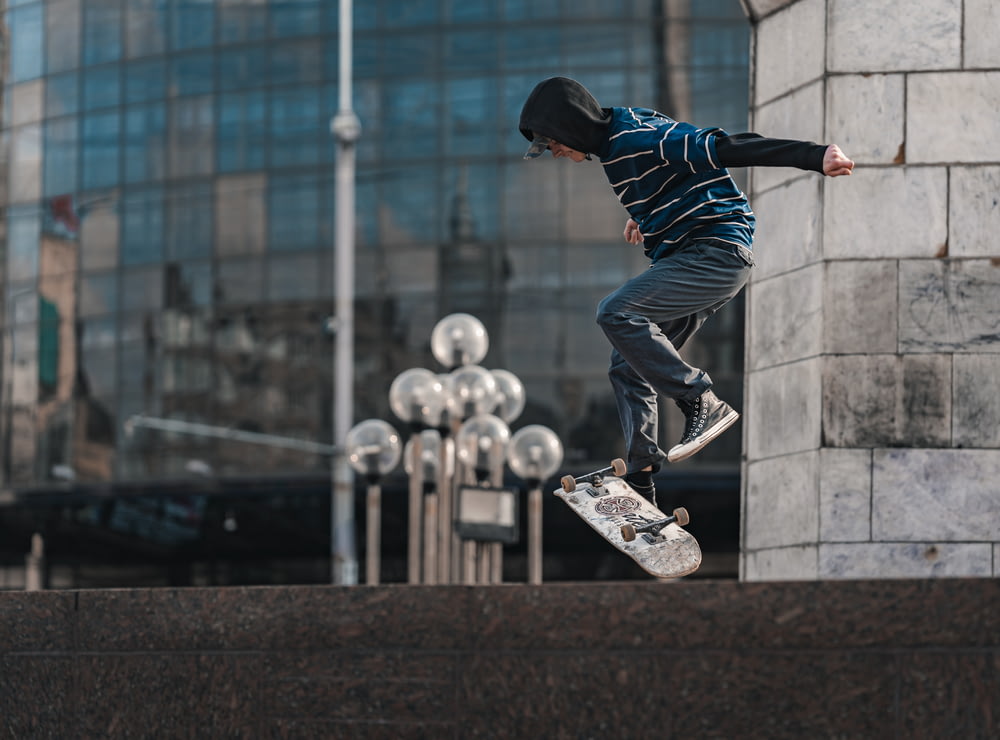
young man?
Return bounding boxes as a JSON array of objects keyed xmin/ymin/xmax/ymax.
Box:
[{"xmin": 520, "ymin": 76, "xmax": 853, "ymax": 503}]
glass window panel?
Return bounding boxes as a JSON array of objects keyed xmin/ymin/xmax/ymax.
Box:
[
  {"xmin": 41, "ymin": 192, "xmax": 84, "ymax": 242},
  {"xmin": 170, "ymin": 51, "xmax": 214, "ymax": 97},
  {"xmin": 9, "ymin": 4, "xmax": 44, "ymax": 82},
  {"xmin": 125, "ymin": 58, "xmax": 166, "ymax": 103},
  {"xmin": 81, "ymin": 110, "xmax": 120, "ymax": 190},
  {"xmin": 379, "ymin": 166, "xmax": 440, "ymax": 245},
  {"xmin": 215, "ymin": 174, "xmax": 266, "ymax": 256},
  {"xmin": 503, "ymin": 160, "xmax": 561, "ymax": 241},
  {"xmin": 83, "ymin": 64, "xmax": 121, "ymax": 111},
  {"xmin": 7, "ymin": 206, "xmax": 41, "ymax": 282},
  {"xmin": 383, "ymin": 0, "xmax": 436, "ymax": 27},
  {"xmin": 445, "ymin": 32, "xmax": 497, "ymax": 72},
  {"xmin": 83, "ymin": 0, "xmax": 123, "ymax": 66},
  {"xmin": 503, "ymin": 0, "xmax": 562, "ymax": 20},
  {"xmin": 168, "ymin": 95, "xmax": 213, "ymax": 178},
  {"xmin": 79, "ymin": 192, "xmax": 120, "ymax": 270},
  {"xmin": 121, "ymin": 186, "xmax": 164, "ymax": 265},
  {"xmin": 564, "ymin": 24, "xmax": 628, "ymax": 69},
  {"xmin": 124, "ymin": 102, "xmax": 166, "ymax": 183},
  {"xmin": 267, "ymin": 253, "xmax": 319, "ymax": 302},
  {"xmin": 442, "ymin": 162, "xmax": 499, "ymax": 244},
  {"xmin": 118, "ymin": 339, "xmax": 161, "ymax": 395},
  {"xmin": 164, "ymin": 261, "xmax": 212, "ymax": 308},
  {"xmin": 79, "ymin": 272, "xmax": 118, "ymax": 316},
  {"xmin": 270, "ymin": 86, "xmax": 320, "ymax": 169},
  {"xmin": 46, "ymin": 72, "xmax": 80, "ymax": 117},
  {"xmin": 10, "ymin": 123, "xmax": 43, "ymax": 204},
  {"xmin": 7, "ymin": 284, "xmax": 38, "ymax": 326},
  {"xmin": 44, "ymin": 118, "xmax": 78, "ymax": 196},
  {"xmin": 218, "ymin": 45, "xmax": 269, "ymax": 92},
  {"xmin": 444, "ymin": 77, "xmax": 497, "ymax": 157},
  {"xmin": 502, "ymin": 73, "xmax": 541, "ymax": 155},
  {"xmin": 125, "ymin": 0, "xmax": 167, "ymax": 58},
  {"xmin": 11, "ymin": 80, "xmax": 43, "ymax": 126},
  {"xmin": 444, "ymin": 0, "xmax": 496, "ymax": 22},
  {"xmin": 218, "ymin": 0, "xmax": 267, "ymax": 43},
  {"xmin": 166, "ymin": 181, "xmax": 212, "ymax": 260},
  {"xmin": 46, "ymin": 0, "xmax": 81, "ymax": 74},
  {"xmin": 382, "ymin": 34, "xmax": 438, "ymax": 78},
  {"xmin": 171, "ymin": 0, "xmax": 213, "ymax": 50},
  {"xmin": 121, "ymin": 265, "xmax": 164, "ymax": 312},
  {"xmin": 383, "ymin": 80, "xmax": 439, "ymax": 159},
  {"xmin": 216, "ymin": 90, "xmax": 267, "ymax": 172},
  {"xmin": 503, "ymin": 28, "xmax": 561, "ymax": 70},
  {"xmin": 268, "ymin": 173, "xmax": 321, "ymax": 251},
  {"xmin": 216, "ymin": 257, "xmax": 264, "ymax": 304},
  {"xmin": 270, "ymin": 40, "xmax": 321, "ymax": 87},
  {"xmin": 270, "ymin": 0, "xmax": 321, "ymax": 38}
]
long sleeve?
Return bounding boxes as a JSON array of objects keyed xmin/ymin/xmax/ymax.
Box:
[{"xmin": 714, "ymin": 132, "xmax": 827, "ymax": 173}]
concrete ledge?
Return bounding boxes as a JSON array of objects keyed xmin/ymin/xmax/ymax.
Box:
[{"xmin": 2, "ymin": 580, "xmax": 998, "ymax": 737}]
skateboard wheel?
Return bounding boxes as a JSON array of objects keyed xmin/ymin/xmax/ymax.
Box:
[
  {"xmin": 611, "ymin": 458, "xmax": 626, "ymax": 477},
  {"xmin": 673, "ymin": 507, "xmax": 690, "ymax": 527},
  {"xmin": 560, "ymin": 475, "xmax": 576, "ymax": 493},
  {"xmin": 620, "ymin": 524, "xmax": 637, "ymax": 543}
]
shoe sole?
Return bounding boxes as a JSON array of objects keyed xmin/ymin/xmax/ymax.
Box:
[{"xmin": 666, "ymin": 409, "xmax": 740, "ymax": 463}]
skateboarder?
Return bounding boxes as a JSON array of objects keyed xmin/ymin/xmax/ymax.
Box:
[{"xmin": 520, "ymin": 76, "xmax": 854, "ymax": 502}]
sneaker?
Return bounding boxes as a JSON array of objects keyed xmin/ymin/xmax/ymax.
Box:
[
  {"xmin": 623, "ymin": 469, "xmax": 657, "ymax": 508},
  {"xmin": 667, "ymin": 389, "xmax": 740, "ymax": 463}
]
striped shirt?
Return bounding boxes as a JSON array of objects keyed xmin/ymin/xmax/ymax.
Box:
[{"xmin": 599, "ymin": 107, "xmax": 755, "ymax": 261}]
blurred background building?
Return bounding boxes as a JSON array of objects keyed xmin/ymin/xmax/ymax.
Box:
[{"xmin": 0, "ymin": 0, "xmax": 750, "ymax": 587}]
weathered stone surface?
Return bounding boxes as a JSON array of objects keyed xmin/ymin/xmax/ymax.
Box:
[
  {"xmin": 749, "ymin": 264, "xmax": 823, "ymax": 370},
  {"xmin": 743, "ymin": 546, "xmax": 818, "ymax": 581},
  {"xmin": 754, "ymin": 0, "xmax": 826, "ymax": 104},
  {"xmin": 745, "ymin": 451, "xmax": 819, "ymax": 550},
  {"xmin": 826, "ymin": 74, "xmax": 905, "ymax": 165},
  {"xmin": 954, "ymin": 355, "xmax": 1000, "ymax": 449},
  {"xmin": 752, "ymin": 81, "xmax": 825, "ymax": 194},
  {"xmin": 823, "ymin": 260, "xmax": 898, "ymax": 354},
  {"xmin": 949, "ymin": 166, "xmax": 1000, "ymax": 257},
  {"xmin": 964, "ymin": 0, "xmax": 1000, "ymax": 68},
  {"xmin": 819, "ymin": 543, "xmax": 993, "ymax": 578},
  {"xmin": 899, "ymin": 259, "xmax": 1000, "ymax": 352},
  {"xmin": 908, "ymin": 72, "xmax": 1000, "ymax": 163},
  {"xmin": 746, "ymin": 359, "xmax": 822, "ymax": 460},
  {"xmin": 824, "ymin": 166, "xmax": 947, "ymax": 260},
  {"xmin": 750, "ymin": 175, "xmax": 823, "ymax": 280},
  {"xmin": 819, "ymin": 448, "xmax": 872, "ymax": 543},
  {"xmin": 823, "ymin": 355, "xmax": 952, "ymax": 448},
  {"xmin": 873, "ymin": 449, "xmax": 1000, "ymax": 541},
  {"xmin": 828, "ymin": 0, "xmax": 961, "ymax": 72}
]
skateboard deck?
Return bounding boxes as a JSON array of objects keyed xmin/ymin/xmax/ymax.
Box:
[{"xmin": 555, "ymin": 462, "xmax": 701, "ymax": 579}]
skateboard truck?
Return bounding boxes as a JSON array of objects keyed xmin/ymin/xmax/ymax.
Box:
[
  {"xmin": 620, "ymin": 507, "xmax": 690, "ymax": 543},
  {"xmin": 560, "ymin": 458, "xmax": 627, "ymax": 494}
]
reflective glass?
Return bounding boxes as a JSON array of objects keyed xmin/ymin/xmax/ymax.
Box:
[
  {"xmin": 7, "ymin": 206, "xmax": 41, "ymax": 283},
  {"xmin": 8, "ymin": 4, "xmax": 44, "ymax": 82},
  {"xmin": 11, "ymin": 80, "xmax": 43, "ymax": 126},
  {"xmin": 268, "ymin": 173, "xmax": 321, "ymax": 251},
  {"xmin": 125, "ymin": 58, "xmax": 166, "ymax": 104},
  {"xmin": 270, "ymin": 0, "xmax": 321, "ymax": 38},
  {"xmin": 383, "ymin": 80, "xmax": 439, "ymax": 158},
  {"xmin": 44, "ymin": 118, "xmax": 78, "ymax": 196},
  {"xmin": 383, "ymin": 0, "xmax": 437, "ymax": 28},
  {"xmin": 379, "ymin": 166, "xmax": 440, "ymax": 245},
  {"xmin": 383, "ymin": 34, "xmax": 439, "ymax": 78},
  {"xmin": 442, "ymin": 162, "xmax": 499, "ymax": 243},
  {"xmin": 121, "ymin": 186, "xmax": 164, "ymax": 265},
  {"xmin": 444, "ymin": 0, "xmax": 496, "ymax": 22},
  {"xmin": 79, "ymin": 191, "xmax": 120, "ymax": 270},
  {"xmin": 125, "ymin": 0, "xmax": 168, "ymax": 58},
  {"xmin": 83, "ymin": 0, "xmax": 123, "ymax": 66},
  {"xmin": 124, "ymin": 102, "xmax": 167, "ymax": 183},
  {"xmin": 168, "ymin": 96, "xmax": 213, "ymax": 178},
  {"xmin": 270, "ymin": 87, "xmax": 321, "ymax": 169},
  {"xmin": 445, "ymin": 31, "xmax": 498, "ymax": 72},
  {"xmin": 121, "ymin": 265, "xmax": 164, "ymax": 312},
  {"xmin": 170, "ymin": 0, "xmax": 213, "ymax": 50},
  {"xmin": 270, "ymin": 40, "xmax": 321, "ymax": 87},
  {"xmin": 218, "ymin": 0, "xmax": 267, "ymax": 43},
  {"xmin": 164, "ymin": 261, "xmax": 212, "ymax": 308},
  {"xmin": 563, "ymin": 24, "xmax": 628, "ymax": 69},
  {"xmin": 218, "ymin": 46, "xmax": 269, "ymax": 92},
  {"xmin": 444, "ymin": 77, "xmax": 498, "ymax": 157},
  {"xmin": 216, "ymin": 90, "xmax": 267, "ymax": 172},
  {"xmin": 170, "ymin": 52, "xmax": 214, "ymax": 97},
  {"xmin": 83, "ymin": 64, "xmax": 121, "ymax": 111},
  {"xmin": 215, "ymin": 174, "xmax": 266, "ymax": 255},
  {"xmin": 267, "ymin": 253, "xmax": 320, "ymax": 302},
  {"xmin": 81, "ymin": 110, "xmax": 120, "ymax": 190},
  {"xmin": 10, "ymin": 123, "xmax": 43, "ymax": 204},
  {"xmin": 216, "ymin": 257, "xmax": 264, "ymax": 304},
  {"xmin": 166, "ymin": 181, "xmax": 212, "ymax": 260},
  {"xmin": 503, "ymin": 28, "xmax": 561, "ymax": 70},
  {"xmin": 45, "ymin": 72, "xmax": 80, "ymax": 117},
  {"xmin": 79, "ymin": 272, "xmax": 118, "ymax": 316}
]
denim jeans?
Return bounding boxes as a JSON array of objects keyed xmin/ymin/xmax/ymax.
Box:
[{"xmin": 595, "ymin": 238, "xmax": 754, "ymax": 471}]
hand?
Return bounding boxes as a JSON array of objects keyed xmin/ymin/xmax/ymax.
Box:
[
  {"xmin": 823, "ymin": 145, "xmax": 854, "ymax": 177},
  {"xmin": 623, "ymin": 218, "xmax": 643, "ymax": 244}
]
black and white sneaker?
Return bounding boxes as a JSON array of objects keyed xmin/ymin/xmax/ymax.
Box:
[{"xmin": 667, "ymin": 389, "xmax": 740, "ymax": 463}]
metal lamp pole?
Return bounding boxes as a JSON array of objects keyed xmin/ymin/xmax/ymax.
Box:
[{"xmin": 330, "ymin": 0, "xmax": 361, "ymax": 585}]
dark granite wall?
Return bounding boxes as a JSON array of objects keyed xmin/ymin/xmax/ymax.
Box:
[{"xmin": 1, "ymin": 580, "xmax": 998, "ymax": 738}]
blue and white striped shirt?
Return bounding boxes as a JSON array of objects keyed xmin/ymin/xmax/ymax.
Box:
[{"xmin": 599, "ymin": 107, "xmax": 755, "ymax": 262}]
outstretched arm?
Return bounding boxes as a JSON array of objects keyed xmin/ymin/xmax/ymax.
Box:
[{"xmin": 714, "ymin": 133, "xmax": 854, "ymax": 177}]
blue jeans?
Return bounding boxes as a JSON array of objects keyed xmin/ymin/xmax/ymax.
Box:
[{"xmin": 595, "ymin": 238, "xmax": 754, "ymax": 471}]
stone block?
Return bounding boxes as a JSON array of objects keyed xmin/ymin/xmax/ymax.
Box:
[
  {"xmin": 751, "ymin": 81, "xmax": 825, "ymax": 194},
  {"xmin": 954, "ymin": 355, "xmax": 1000, "ymax": 448},
  {"xmin": 908, "ymin": 72, "xmax": 1000, "ymax": 163},
  {"xmin": 964, "ymin": 0, "xmax": 1000, "ymax": 68},
  {"xmin": 753, "ymin": 0, "xmax": 826, "ymax": 105},
  {"xmin": 750, "ymin": 175, "xmax": 823, "ymax": 280},
  {"xmin": 826, "ymin": 74, "xmax": 905, "ymax": 165},
  {"xmin": 824, "ymin": 166, "xmax": 947, "ymax": 260},
  {"xmin": 746, "ymin": 359, "xmax": 822, "ymax": 460},
  {"xmin": 819, "ymin": 543, "xmax": 993, "ymax": 578},
  {"xmin": 749, "ymin": 264, "xmax": 823, "ymax": 370},
  {"xmin": 899, "ymin": 259, "xmax": 1000, "ymax": 352},
  {"xmin": 745, "ymin": 451, "xmax": 819, "ymax": 550},
  {"xmin": 823, "ymin": 355, "xmax": 952, "ymax": 448},
  {"xmin": 828, "ymin": 0, "xmax": 961, "ymax": 72},
  {"xmin": 823, "ymin": 260, "xmax": 898, "ymax": 354},
  {"xmin": 873, "ymin": 449, "xmax": 1000, "ymax": 541},
  {"xmin": 949, "ymin": 166, "xmax": 1000, "ymax": 257},
  {"xmin": 819, "ymin": 448, "xmax": 872, "ymax": 543},
  {"xmin": 742, "ymin": 545, "xmax": 818, "ymax": 581}
]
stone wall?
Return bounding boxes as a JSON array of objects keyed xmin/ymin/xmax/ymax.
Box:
[
  {"xmin": 1, "ymin": 581, "xmax": 997, "ymax": 737},
  {"xmin": 741, "ymin": 0, "xmax": 1000, "ymax": 579}
]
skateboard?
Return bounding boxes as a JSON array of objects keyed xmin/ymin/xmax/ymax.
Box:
[{"xmin": 556, "ymin": 459, "xmax": 702, "ymax": 579}]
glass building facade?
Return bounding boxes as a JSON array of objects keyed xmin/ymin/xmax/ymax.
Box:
[{"xmin": 0, "ymin": 0, "xmax": 749, "ymax": 584}]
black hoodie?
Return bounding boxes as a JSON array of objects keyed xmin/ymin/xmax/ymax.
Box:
[{"xmin": 518, "ymin": 77, "xmax": 612, "ymax": 155}]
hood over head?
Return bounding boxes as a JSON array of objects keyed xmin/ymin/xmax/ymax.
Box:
[{"xmin": 519, "ymin": 77, "xmax": 611, "ymax": 157}]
